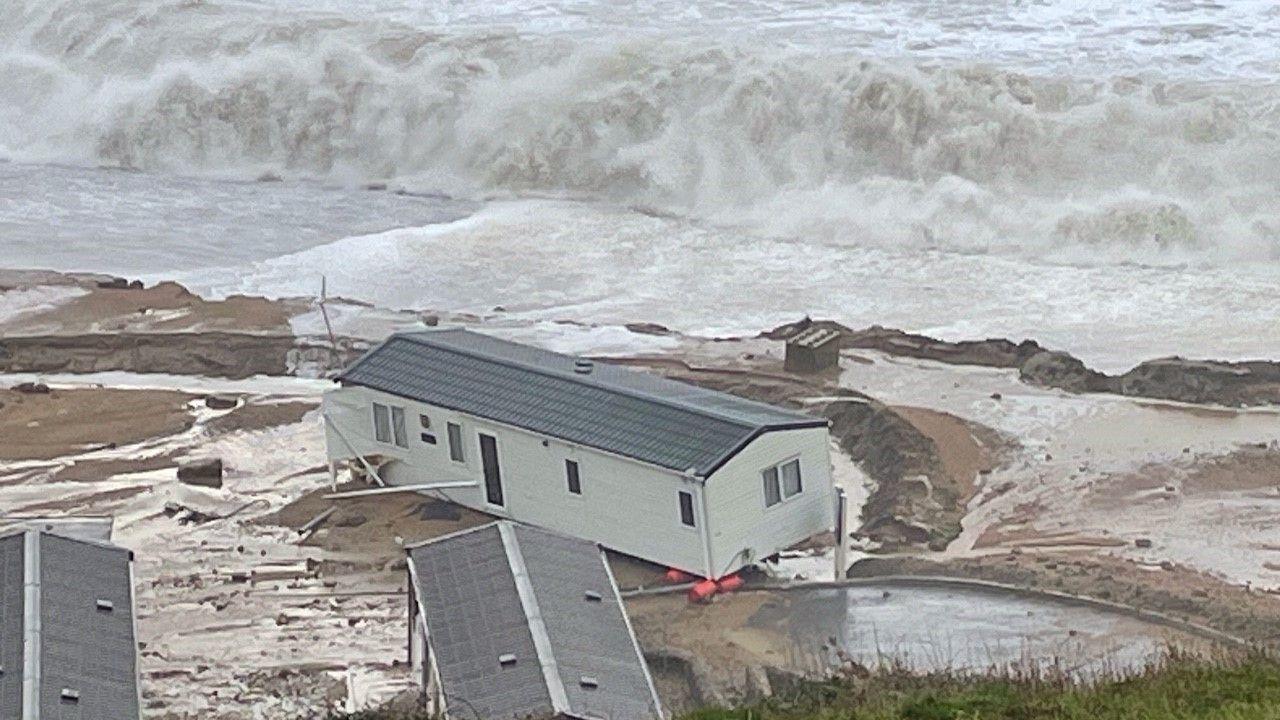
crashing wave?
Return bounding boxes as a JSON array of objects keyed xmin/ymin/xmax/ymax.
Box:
[{"xmin": 2, "ymin": 0, "xmax": 1279, "ymax": 259}]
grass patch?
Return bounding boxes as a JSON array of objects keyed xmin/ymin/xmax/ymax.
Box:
[
  {"xmin": 691, "ymin": 651, "xmax": 1280, "ymax": 720},
  {"xmin": 330, "ymin": 651, "xmax": 1280, "ymax": 720}
]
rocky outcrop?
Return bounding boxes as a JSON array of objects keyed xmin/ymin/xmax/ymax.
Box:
[
  {"xmin": 768, "ymin": 317, "xmax": 1280, "ymax": 407},
  {"xmin": 1017, "ymin": 350, "xmax": 1110, "ymax": 392},
  {"xmin": 764, "ymin": 318, "xmax": 1044, "ymax": 368},
  {"xmin": 0, "ymin": 332, "xmax": 365, "ymax": 379},
  {"xmin": 821, "ymin": 398, "xmax": 965, "ymax": 549},
  {"xmin": 1113, "ymin": 357, "xmax": 1280, "ymax": 406}
]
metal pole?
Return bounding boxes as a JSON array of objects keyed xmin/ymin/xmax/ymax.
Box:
[{"xmin": 833, "ymin": 487, "xmax": 848, "ymax": 580}]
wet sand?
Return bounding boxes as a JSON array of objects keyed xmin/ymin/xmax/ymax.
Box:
[{"xmin": 0, "ymin": 386, "xmax": 196, "ymax": 461}]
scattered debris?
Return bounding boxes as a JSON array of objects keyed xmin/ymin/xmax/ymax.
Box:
[
  {"xmin": 177, "ymin": 458, "xmax": 224, "ymax": 488},
  {"xmin": 204, "ymin": 394, "xmax": 240, "ymax": 410}
]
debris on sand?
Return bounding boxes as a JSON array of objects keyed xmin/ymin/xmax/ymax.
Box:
[{"xmin": 177, "ymin": 458, "xmax": 224, "ymax": 488}]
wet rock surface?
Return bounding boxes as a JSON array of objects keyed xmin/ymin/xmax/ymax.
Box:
[{"xmin": 769, "ymin": 317, "xmax": 1280, "ymax": 407}]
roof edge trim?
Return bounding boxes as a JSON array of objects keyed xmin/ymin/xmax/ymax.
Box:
[{"xmin": 700, "ymin": 419, "xmax": 831, "ymax": 478}]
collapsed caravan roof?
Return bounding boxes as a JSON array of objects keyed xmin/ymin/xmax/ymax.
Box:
[
  {"xmin": 0, "ymin": 528, "xmax": 140, "ymax": 720},
  {"xmin": 406, "ymin": 521, "xmax": 662, "ymax": 720},
  {"xmin": 338, "ymin": 329, "xmax": 826, "ymax": 475}
]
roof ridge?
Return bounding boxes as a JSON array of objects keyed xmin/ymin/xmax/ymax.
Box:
[
  {"xmin": 393, "ymin": 330, "xmax": 764, "ymax": 433},
  {"xmin": 498, "ymin": 522, "xmax": 572, "ymax": 714}
]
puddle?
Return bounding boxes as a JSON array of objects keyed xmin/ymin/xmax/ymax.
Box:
[{"xmin": 749, "ymin": 583, "xmax": 1205, "ymax": 677}]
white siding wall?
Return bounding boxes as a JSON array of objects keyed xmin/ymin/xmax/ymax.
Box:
[
  {"xmin": 323, "ymin": 386, "xmax": 709, "ymax": 575},
  {"xmin": 703, "ymin": 427, "xmax": 835, "ymax": 576}
]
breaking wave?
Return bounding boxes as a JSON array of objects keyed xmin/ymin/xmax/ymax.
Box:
[{"xmin": 4, "ymin": 0, "xmax": 1280, "ymax": 260}]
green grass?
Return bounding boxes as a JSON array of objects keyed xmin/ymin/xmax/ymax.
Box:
[
  {"xmin": 689, "ymin": 652, "xmax": 1280, "ymax": 720},
  {"xmin": 330, "ymin": 651, "xmax": 1280, "ymax": 720}
]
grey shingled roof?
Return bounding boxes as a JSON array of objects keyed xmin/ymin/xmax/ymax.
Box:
[
  {"xmin": 0, "ymin": 529, "xmax": 139, "ymax": 720},
  {"xmin": 407, "ymin": 522, "xmax": 662, "ymax": 720},
  {"xmin": 0, "ymin": 533, "xmax": 23, "ymax": 720},
  {"xmin": 339, "ymin": 329, "xmax": 825, "ymax": 474}
]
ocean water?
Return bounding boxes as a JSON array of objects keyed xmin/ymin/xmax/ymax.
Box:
[{"xmin": 2, "ymin": 0, "xmax": 1278, "ymax": 369}]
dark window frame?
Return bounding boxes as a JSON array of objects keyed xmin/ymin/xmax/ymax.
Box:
[
  {"xmin": 678, "ymin": 490, "xmax": 696, "ymax": 527},
  {"xmin": 565, "ymin": 459, "xmax": 582, "ymax": 495}
]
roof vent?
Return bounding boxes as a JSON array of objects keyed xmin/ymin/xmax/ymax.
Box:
[
  {"xmin": 573, "ymin": 358, "xmax": 594, "ymax": 374},
  {"xmin": 96, "ymin": 599, "xmax": 114, "ymax": 612},
  {"xmin": 498, "ymin": 654, "xmax": 518, "ymax": 666},
  {"xmin": 60, "ymin": 689, "xmax": 80, "ymax": 703},
  {"xmin": 584, "ymin": 590, "xmax": 603, "ymax": 602},
  {"xmin": 579, "ymin": 676, "xmax": 599, "ymax": 689}
]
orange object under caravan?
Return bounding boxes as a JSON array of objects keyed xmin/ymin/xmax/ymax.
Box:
[
  {"xmin": 716, "ymin": 574, "xmax": 744, "ymax": 593},
  {"xmin": 665, "ymin": 568, "xmax": 695, "ymax": 584},
  {"xmin": 688, "ymin": 579, "xmax": 718, "ymax": 602}
]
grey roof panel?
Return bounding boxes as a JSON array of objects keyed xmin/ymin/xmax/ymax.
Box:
[
  {"xmin": 37, "ymin": 533, "xmax": 139, "ymax": 720},
  {"xmin": 408, "ymin": 522, "xmax": 662, "ymax": 720},
  {"xmin": 409, "ymin": 525, "xmax": 554, "ymax": 720},
  {"xmin": 0, "ymin": 530, "xmax": 139, "ymax": 720},
  {"xmin": 0, "ymin": 534, "xmax": 23, "ymax": 720},
  {"xmin": 340, "ymin": 329, "xmax": 824, "ymax": 474},
  {"xmin": 513, "ymin": 525, "xmax": 661, "ymax": 720}
]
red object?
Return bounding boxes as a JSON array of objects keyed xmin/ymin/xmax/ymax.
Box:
[
  {"xmin": 688, "ymin": 579, "xmax": 718, "ymax": 603},
  {"xmin": 665, "ymin": 568, "xmax": 694, "ymax": 584},
  {"xmin": 716, "ymin": 574, "xmax": 744, "ymax": 593}
]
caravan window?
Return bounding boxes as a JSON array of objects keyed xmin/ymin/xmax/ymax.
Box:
[
  {"xmin": 391, "ymin": 406, "xmax": 409, "ymax": 448},
  {"xmin": 447, "ymin": 422, "xmax": 465, "ymax": 462},
  {"xmin": 678, "ymin": 491, "xmax": 696, "ymax": 527},
  {"xmin": 762, "ymin": 458, "xmax": 803, "ymax": 507},
  {"xmin": 565, "ymin": 460, "xmax": 582, "ymax": 495},
  {"xmin": 372, "ymin": 403, "xmax": 391, "ymax": 443},
  {"xmin": 781, "ymin": 459, "xmax": 803, "ymax": 497},
  {"xmin": 762, "ymin": 467, "xmax": 782, "ymax": 507}
]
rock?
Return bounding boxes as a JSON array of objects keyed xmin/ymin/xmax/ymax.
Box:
[
  {"xmin": 625, "ymin": 322, "xmax": 673, "ymax": 336},
  {"xmin": 334, "ymin": 513, "xmax": 367, "ymax": 528},
  {"xmin": 177, "ymin": 458, "xmax": 223, "ymax": 488},
  {"xmin": 1018, "ymin": 350, "xmax": 1111, "ymax": 393},
  {"xmin": 129, "ymin": 280, "xmax": 144, "ymax": 290},
  {"xmin": 1135, "ymin": 538, "xmax": 1153, "ymax": 548},
  {"xmin": 843, "ymin": 325, "xmax": 1044, "ymax": 368},
  {"xmin": 990, "ymin": 392, "xmax": 1002, "ymax": 400},
  {"xmin": 275, "ymin": 613, "xmax": 290, "ymax": 626},
  {"xmin": 13, "ymin": 382, "xmax": 50, "ymax": 394},
  {"xmin": 96, "ymin": 277, "xmax": 130, "ymax": 289},
  {"xmin": 364, "ymin": 182, "xmax": 388, "ymax": 191},
  {"xmin": 1114, "ymin": 357, "xmax": 1280, "ymax": 406},
  {"xmin": 204, "ymin": 394, "xmax": 240, "ymax": 410},
  {"xmin": 1160, "ymin": 561, "xmax": 1176, "ymax": 571},
  {"xmin": 256, "ymin": 171, "xmax": 283, "ymax": 183},
  {"xmin": 861, "ymin": 515, "xmax": 932, "ymax": 545}
]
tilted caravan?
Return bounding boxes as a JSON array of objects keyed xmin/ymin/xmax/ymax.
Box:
[{"xmin": 323, "ymin": 329, "xmax": 834, "ymax": 578}]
